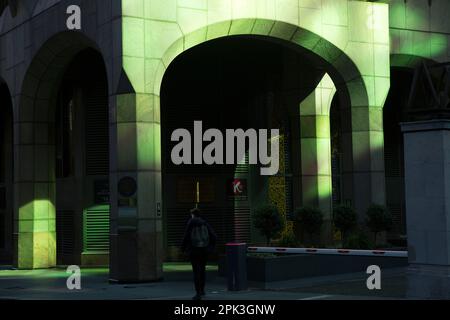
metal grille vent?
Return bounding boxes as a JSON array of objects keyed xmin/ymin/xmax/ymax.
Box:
[
  {"xmin": 83, "ymin": 206, "xmax": 110, "ymax": 253},
  {"xmin": 235, "ymin": 153, "xmax": 249, "ymax": 174},
  {"xmin": 233, "ymin": 207, "xmax": 251, "ymax": 242},
  {"xmin": 85, "ymin": 83, "xmax": 109, "ymax": 176}
]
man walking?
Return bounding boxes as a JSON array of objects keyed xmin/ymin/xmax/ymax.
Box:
[{"xmin": 182, "ymin": 207, "xmax": 217, "ymax": 300}]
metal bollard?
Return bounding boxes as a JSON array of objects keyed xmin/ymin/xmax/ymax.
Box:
[{"xmin": 226, "ymin": 243, "xmax": 248, "ymax": 291}]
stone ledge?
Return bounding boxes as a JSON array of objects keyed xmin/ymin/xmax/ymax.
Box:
[{"xmin": 401, "ymin": 119, "xmax": 450, "ymax": 133}]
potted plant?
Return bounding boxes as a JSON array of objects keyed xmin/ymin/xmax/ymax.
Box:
[
  {"xmin": 344, "ymin": 231, "xmax": 372, "ymax": 250},
  {"xmin": 253, "ymin": 204, "xmax": 285, "ymax": 246},
  {"xmin": 333, "ymin": 205, "xmax": 357, "ymax": 244},
  {"xmin": 278, "ymin": 229, "xmax": 299, "ymax": 248},
  {"xmin": 294, "ymin": 206, "xmax": 324, "ymax": 245},
  {"xmin": 366, "ymin": 204, "xmax": 393, "ymax": 245}
]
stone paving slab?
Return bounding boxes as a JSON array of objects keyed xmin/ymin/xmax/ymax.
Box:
[{"xmin": 0, "ymin": 264, "xmax": 410, "ymax": 300}]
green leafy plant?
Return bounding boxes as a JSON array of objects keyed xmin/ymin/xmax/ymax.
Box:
[
  {"xmin": 333, "ymin": 205, "xmax": 357, "ymax": 243},
  {"xmin": 294, "ymin": 206, "xmax": 324, "ymax": 239},
  {"xmin": 366, "ymin": 204, "xmax": 393, "ymax": 244},
  {"xmin": 278, "ymin": 230, "xmax": 299, "ymax": 248},
  {"xmin": 247, "ymin": 253, "xmax": 277, "ymax": 259},
  {"xmin": 344, "ymin": 231, "xmax": 372, "ymax": 250},
  {"xmin": 253, "ymin": 204, "xmax": 285, "ymax": 246}
]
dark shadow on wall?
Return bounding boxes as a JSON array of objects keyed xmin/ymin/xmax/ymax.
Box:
[
  {"xmin": 0, "ymin": 81, "xmax": 13, "ymax": 264},
  {"xmin": 383, "ymin": 68, "xmax": 414, "ymax": 242}
]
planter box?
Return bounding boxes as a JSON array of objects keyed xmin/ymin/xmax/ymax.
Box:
[{"xmin": 219, "ymin": 254, "xmax": 408, "ymax": 283}]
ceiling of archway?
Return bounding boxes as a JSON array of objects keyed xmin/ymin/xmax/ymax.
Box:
[
  {"xmin": 0, "ymin": 0, "xmax": 18, "ymax": 18},
  {"xmin": 0, "ymin": 0, "xmax": 8, "ymax": 17}
]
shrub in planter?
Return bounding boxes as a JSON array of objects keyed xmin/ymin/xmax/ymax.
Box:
[
  {"xmin": 253, "ymin": 204, "xmax": 285, "ymax": 246},
  {"xmin": 366, "ymin": 204, "xmax": 393, "ymax": 244},
  {"xmin": 294, "ymin": 206, "xmax": 324, "ymax": 238},
  {"xmin": 278, "ymin": 230, "xmax": 299, "ymax": 248},
  {"xmin": 247, "ymin": 253, "xmax": 277, "ymax": 258},
  {"xmin": 333, "ymin": 205, "xmax": 357, "ymax": 243},
  {"xmin": 344, "ymin": 231, "xmax": 372, "ymax": 250}
]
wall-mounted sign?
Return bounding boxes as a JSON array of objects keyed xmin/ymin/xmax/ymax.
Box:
[
  {"xmin": 118, "ymin": 176, "xmax": 137, "ymax": 208},
  {"xmin": 118, "ymin": 177, "xmax": 137, "ymax": 197},
  {"xmin": 227, "ymin": 179, "xmax": 248, "ymax": 201}
]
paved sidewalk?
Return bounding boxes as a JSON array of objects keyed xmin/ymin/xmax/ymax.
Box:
[{"xmin": 0, "ymin": 264, "xmax": 444, "ymax": 300}]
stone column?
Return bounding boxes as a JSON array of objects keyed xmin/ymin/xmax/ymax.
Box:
[
  {"xmin": 347, "ymin": 102, "xmax": 386, "ymax": 222},
  {"xmin": 337, "ymin": 77, "xmax": 387, "ymax": 223},
  {"xmin": 109, "ymin": 93, "xmax": 163, "ymax": 283},
  {"xmin": 13, "ymin": 97, "xmax": 57, "ymax": 269},
  {"xmin": 401, "ymin": 120, "xmax": 450, "ymax": 298},
  {"xmin": 299, "ymin": 75, "xmax": 336, "ymax": 242}
]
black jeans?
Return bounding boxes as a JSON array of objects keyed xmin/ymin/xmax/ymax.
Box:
[{"xmin": 190, "ymin": 247, "xmax": 208, "ymax": 295}]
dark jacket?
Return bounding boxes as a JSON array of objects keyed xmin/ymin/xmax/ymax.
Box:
[{"xmin": 181, "ymin": 217, "xmax": 217, "ymax": 254}]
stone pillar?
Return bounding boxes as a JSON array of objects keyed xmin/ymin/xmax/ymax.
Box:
[
  {"xmin": 338, "ymin": 78, "xmax": 387, "ymax": 223},
  {"xmin": 401, "ymin": 120, "xmax": 450, "ymax": 298},
  {"xmin": 109, "ymin": 93, "xmax": 163, "ymax": 283},
  {"xmin": 347, "ymin": 103, "xmax": 386, "ymax": 222},
  {"xmin": 299, "ymin": 75, "xmax": 336, "ymax": 242},
  {"xmin": 13, "ymin": 98, "xmax": 56, "ymax": 269}
]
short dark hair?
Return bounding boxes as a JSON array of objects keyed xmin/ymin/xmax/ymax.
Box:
[{"xmin": 190, "ymin": 207, "xmax": 201, "ymax": 217}]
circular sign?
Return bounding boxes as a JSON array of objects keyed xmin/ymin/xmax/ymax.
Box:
[{"xmin": 118, "ymin": 177, "xmax": 137, "ymax": 197}]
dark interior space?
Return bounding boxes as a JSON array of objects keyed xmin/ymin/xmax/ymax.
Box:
[
  {"xmin": 55, "ymin": 48, "xmax": 110, "ymax": 266},
  {"xmin": 0, "ymin": 82, "xmax": 13, "ymax": 264},
  {"xmin": 383, "ymin": 68, "xmax": 415, "ymax": 243},
  {"xmin": 161, "ymin": 36, "xmax": 323, "ymax": 261}
]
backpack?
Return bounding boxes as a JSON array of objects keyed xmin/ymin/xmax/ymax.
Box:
[{"xmin": 191, "ymin": 223, "xmax": 210, "ymax": 248}]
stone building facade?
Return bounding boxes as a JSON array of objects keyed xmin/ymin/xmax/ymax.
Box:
[{"xmin": 0, "ymin": 0, "xmax": 449, "ymax": 282}]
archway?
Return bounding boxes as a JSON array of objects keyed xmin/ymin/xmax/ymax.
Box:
[
  {"xmin": 153, "ymin": 20, "xmax": 380, "ymax": 225},
  {"xmin": 15, "ymin": 32, "xmax": 110, "ymax": 269},
  {"xmin": 0, "ymin": 81, "xmax": 13, "ymax": 264},
  {"xmin": 330, "ymin": 94, "xmax": 343, "ymax": 208},
  {"xmin": 383, "ymin": 55, "xmax": 439, "ymax": 246},
  {"xmin": 383, "ymin": 68, "xmax": 414, "ymax": 244},
  {"xmin": 114, "ymin": 16, "xmax": 387, "ymax": 281},
  {"xmin": 160, "ymin": 35, "xmax": 342, "ymax": 259},
  {"xmin": 54, "ymin": 49, "xmax": 110, "ymax": 266},
  {"xmin": 331, "ymin": 63, "xmax": 420, "ymax": 246}
]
